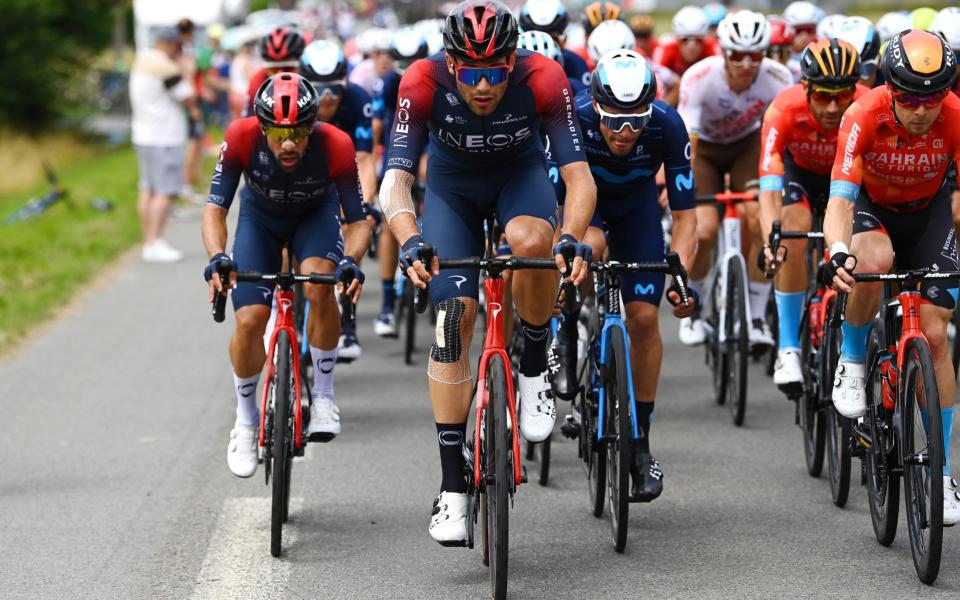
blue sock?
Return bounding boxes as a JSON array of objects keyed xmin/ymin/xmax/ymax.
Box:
[
  {"xmin": 840, "ymin": 322, "xmax": 872, "ymax": 363},
  {"xmin": 943, "ymin": 407, "xmax": 954, "ymax": 477},
  {"xmin": 775, "ymin": 291, "xmax": 805, "ymax": 351},
  {"xmin": 381, "ymin": 280, "xmax": 396, "ymax": 314}
]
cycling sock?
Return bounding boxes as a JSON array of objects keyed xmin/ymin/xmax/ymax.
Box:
[
  {"xmin": 943, "ymin": 407, "xmax": 954, "ymax": 477},
  {"xmin": 748, "ymin": 281, "xmax": 772, "ymax": 323},
  {"xmin": 635, "ymin": 401, "xmax": 654, "ymax": 454},
  {"xmin": 381, "ymin": 279, "xmax": 396, "ymax": 314},
  {"xmin": 518, "ymin": 317, "xmax": 550, "ymax": 376},
  {"xmin": 840, "ymin": 322, "xmax": 872, "ymax": 363},
  {"xmin": 233, "ymin": 373, "xmax": 260, "ymax": 427},
  {"xmin": 557, "ymin": 304, "xmax": 579, "ymax": 347},
  {"xmin": 774, "ymin": 290, "xmax": 805, "ymax": 351},
  {"xmin": 310, "ymin": 346, "xmax": 337, "ymax": 400},
  {"xmin": 341, "ymin": 321, "xmax": 356, "ymax": 338},
  {"xmin": 437, "ymin": 422, "xmax": 468, "ymax": 493}
]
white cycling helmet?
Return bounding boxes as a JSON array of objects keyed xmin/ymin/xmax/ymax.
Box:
[
  {"xmin": 784, "ymin": 1, "xmax": 819, "ymax": 27},
  {"xmin": 519, "ymin": 0, "xmax": 569, "ymax": 36},
  {"xmin": 518, "ymin": 29, "xmax": 564, "ymax": 64},
  {"xmin": 717, "ymin": 10, "xmax": 771, "ymax": 52},
  {"xmin": 587, "ymin": 19, "xmax": 636, "ymax": 63},
  {"xmin": 368, "ymin": 27, "xmax": 393, "ymax": 53},
  {"xmin": 591, "ymin": 49, "xmax": 657, "ymax": 110},
  {"xmin": 816, "ymin": 14, "xmax": 847, "ymax": 40},
  {"xmin": 932, "ymin": 7, "xmax": 960, "ymax": 50},
  {"xmin": 672, "ymin": 6, "xmax": 709, "ymax": 38},
  {"xmin": 834, "ymin": 16, "xmax": 881, "ymax": 64},
  {"xmin": 301, "ymin": 40, "xmax": 347, "ymax": 81},
  {"xmin": 876, "ymin": 12, "xmax": 912, "ymax": 42}
]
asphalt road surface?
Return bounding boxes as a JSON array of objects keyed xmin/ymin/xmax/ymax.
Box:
[{"xmin": 2, "ymin": 210, "xmax": 960, "ymax": 599}]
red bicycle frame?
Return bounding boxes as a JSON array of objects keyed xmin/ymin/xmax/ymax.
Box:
[
  {"xmin": 258, "ymin": 288, "xmax": 307, "ymax": 449},
  {"xmin": 882, "ymin": 291, "xmax": 925, "ymax": 412},
  {"xmin": 473, "ymin": 275, "xmax": 524, "ymax": 488}
]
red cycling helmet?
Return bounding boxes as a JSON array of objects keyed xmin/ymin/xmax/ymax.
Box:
[
  {"xmin": 258, "ymin": 27, "xmax": 306, "ymax": 66},
  {"xmin": 253, "ymin": 73, "xmax": 319, "ymax": 128},
  {"xmin": 768, "ymin": 16, "xmax": 795, "ymax": 47},
  {"xmin": 443, "ymin": 0, "xmax": 519, "ymax": 62}
]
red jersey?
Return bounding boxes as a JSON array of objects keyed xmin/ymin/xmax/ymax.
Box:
[
  {"xmin": 244, "ymin": 67, "xmax": 270, "ymax": 116},
  {"xmin": 652, "ymin": 37, "xmax": 720, "ymax": 77},
  {"xmin": 829, "ymin": 86, "xmax": 960, "ymax": 208},
  {"xmin": 759, "ymin": 83, "xmax": 869, "ymax": 190}
]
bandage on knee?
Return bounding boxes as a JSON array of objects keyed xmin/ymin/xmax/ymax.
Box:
[{"xmin": 428, "ymin": 297, "xmax": 478, "ymax": 384}]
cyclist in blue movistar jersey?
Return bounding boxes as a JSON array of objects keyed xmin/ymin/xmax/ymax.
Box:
[
  {"xmin": 379, "ymin": 0, "xmax": 596, "ymax": 545},
  {"xmin": 550, "ymin": 50, "xmax": 698, "ymax": 501},
  {"xmin": 520, "ymin": 0, "xmax": 592, "ymax": 88}
]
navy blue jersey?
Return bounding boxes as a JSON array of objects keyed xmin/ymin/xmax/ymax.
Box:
[
  {"xmin": 562, "ymin": 48, "xmax": 591, "ymax": 89},
  {"xmin": 372, "ymin": 69, "xmax": 402, "ymax": 141},
  {"xmin": 327, "ymin": 83, "xmax": 374, "ymax": 153},
  {"xmin": 385, "ymin": 50, "xmax": 586, "ymax": 173}
]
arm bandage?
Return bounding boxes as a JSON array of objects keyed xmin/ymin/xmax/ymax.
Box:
[{"xmin": 378, "ymin": 169, "xmax": 416, "ymax": 225}]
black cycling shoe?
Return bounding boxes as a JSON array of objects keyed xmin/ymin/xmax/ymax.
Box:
[
  {"xmin": 548, "ymin": 338, "xmax": 578, "ymax": 400},
  {"xmin": 630, "ymin": 451, "xmax": 664, "ymax": 503}
]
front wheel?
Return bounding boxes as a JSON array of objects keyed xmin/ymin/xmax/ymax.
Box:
[
  {"xmin": 800, "ymin": 294, "xmax": 826, "ymax": 477},
  {"xmin": 604, "ymin": 326, "xmax": 631, "ymax": 552},
  {"xmin": 864, "ymin": 331, "xmax": 899, "ymax": 546},
  {"xmin": 483, "ymin": 354, "xmax": 510, "ymax": 600},
  {"xmin": 900, "ymin": 339, "xmax": 944, "ymax": 584},
  {"xmin": 707, "ymin": 271, "xmax": 728, "ymax": 405},
  {"xmin": 725, "ymin": 259, "xmax": 749, "ymax": 426},
  {"xmin": 271, "ymin": 330, "xmax": 294, "ymax": 558}
]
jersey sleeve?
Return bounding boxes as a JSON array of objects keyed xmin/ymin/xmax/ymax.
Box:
[
  {"xmin": 677, "ymin": 67, "xmax": 704, "ymax": 138},
  {"xmin": 758, "ymin": 97, "xmax": 790, "ymax": 192},
  {"xmin": 384, "ymin": 59, "xmax": 435, "ymax": 175},
  {"xmin": 352, "ymin": 87, "xmax": 374, "ymax": 153},
  {"xmin": 531, "ymin": 56, "xmax": 586, "ymax": 167},
  {"xmin": 323, "ymin": 126, "xmax": 365, "ymax": 223},
  {"xmin": 661, "ymin": 104, "xmax": 696, "ymax": 211},
  {"xmin": 372, "ymin": 77, "xmax": 386, "ymax": 121},
  {"xmin": 829, "ymin": 104, "xmax": 868, "ymax": 201},
  {"xmin": 208, "ymin": 118, "xmax": 256, "ymax": 211}
]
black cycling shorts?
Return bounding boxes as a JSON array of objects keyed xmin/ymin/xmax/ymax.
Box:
[{"xmin": 781, "ymin": 151, "xmax": 830, "ymax": 216}]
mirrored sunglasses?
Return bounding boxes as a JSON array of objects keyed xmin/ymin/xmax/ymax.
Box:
[
  {"xmin": 262, "ymin": 125, "xmax": 312, "ymax": 143},
  {"xmin": 455, "ymin": 65, "xmax": 510, "ymax": 86},
  {"xmin": 596, "ymin": 104, "xmax": 653, "ymax": 133}
]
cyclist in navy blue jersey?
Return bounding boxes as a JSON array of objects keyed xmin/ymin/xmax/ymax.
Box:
[
  {"xmin": 302, "ymin": 39, "xmax": 378, "ymax": 360},
  {"xmin": 517, "ymin": 29, "xmax": 586, "ymax": 94},
  {"xmin": 551, "ymin": 50, "xmax": 698, "ymax": 502},
  {"xmin": 379, "ymin": 0, "xmax": 596, "ymax": 545},
  {"xmin": 202, "ymin": 74, "xmax": 370, "ymax": 478},
  {"xmin": 519, "ymin": 0, "xmax": 591, "ymax": 88}
]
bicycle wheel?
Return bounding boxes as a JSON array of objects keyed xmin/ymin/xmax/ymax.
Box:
[
  {"xmin": 403, "ymin": 281, "xmax": 417, "ymax": 365},
  {"xmin": 586, "ymin": 372, "xmax": 606, "ymax": 518},
  {"xmin": 604, "ymin": 327, "xmax": 631, "ymax": 552},
  {"xmin": 822, "ymin": 301, "xmax": 850, "ymax": 505},
  {"xmin": 900, "ymin": 339, "xmax": 944, "ymax": 584},
  {"xmin": 482, "ymin": 354, "xmax": 510, "ymax": 600},
  {"xmin": 271, "ymin": 330, "xmax": 293, "ymax": 558},
  {"xmin": 707, "ymin": 272, "xmax": 728, "ymax": 405},
  {"xmin": 765, "ymin": 291, "xmax": 778, "ymax": 377},
  {"xmin": 537, "ymin": 433, "xmax": 551, "ymax": 486},
  {"xmin": 725, "ymin": 259, "xmax": 749, "ymax": 426},
  {"xmin": 864, "ymin": 331, "xmax": 899, "ymax": 546},
  {"xmin": 951, "ymin": 305, "xmax": 960, "ymax": 380},
  {"xmin": 799, "ymin": 295, "xmax": 825, "ymax": 477}
]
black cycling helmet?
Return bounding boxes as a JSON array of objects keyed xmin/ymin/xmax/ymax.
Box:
[
  {"xmin": 800, "ymin": 38, "xmax": 862, "ymax": 87},
  {"xmin": 443, "ymin": 0, "xmax": 519, "ymax": 62},
  {"xmin": 253, "ymin": 73, "xmax": 319, "ymax": 128},
  {"xmin": 258, "ymin": 27, "xmax": 306, "ymax": 65},
  {"xmin": 591, "ymin": 49, "xmax": 657, "ymax": 110},
  {"xmin": 519, "ymin": 0, "xmax": 570, "ymax": 36},
  {"xmin": 881, "ymin": 29, "xmax": 957, "ymax": 95}
]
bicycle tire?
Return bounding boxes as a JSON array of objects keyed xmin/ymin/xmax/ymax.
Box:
[
  {"xmin": 864, "ymin": 330, "xmax": 899, "ymax": 546},
  {"xmin": 708, "ymin": 271, "xmax": 728, "ymax": 405},
  {"xmin": 799, "ymin": 294, "xmax": 825, "ymax": 477},
  {"xmin": 403, "ymin": 281, "xmax": 417, "ymax": 365},
  {"xmin": 765, "ymin": 291, "xmax": 778, "ymax": 377},
  {"xmin": 951, "ymin": 305, "xmax": 960, "ymax": 380},
  {"xmin": 726, "ymin": 259, "xmax": 749, "ymax": 426},
  {"xmin": 605, "ymin": 326, "xmax": 631, "ymax": 552},
  {"xmin": 822, "ymin": 299, "xmax": 850, "ymax": 505},
  {"xmin": 587, "ymin": 373, "xmax": 606, "ymax": 518},
  {"xmin": 271, "ymin": 330, "xmax": 293, "ymax": 558},
  {"xmin": 901, "ymin": 338, "xmax": 943, "ymax": 584},
  {"xmin": 485, "ymin": 354, "xmax": 510, "ymax": 600}
]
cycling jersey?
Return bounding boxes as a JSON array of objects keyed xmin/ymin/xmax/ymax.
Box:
[
  {"xmin": 829, "ymin": 86, "xmax": 960, "ymax": 208},
  {"xmin": 325, "ymin": 82, "xmax": 374, "ymax": 153},
  {"xmin": 385, "ymin": 50, "xmax": 584, "ymax": 173},
  {"xmin": 679, "ymin": 56, "xmax": 793, "ymax": 144},
  {"xmin": 652, "ymin": 38, "xmax": 720, "ymax": 77},
  {"xmin": 652, "ymin": 63, "xmax": 678, "ymax": 100},
  {"xmin": 373, "ymin": 69, "xmax": 402, "ymax": 138},
  {"xmin": 562, "ymin": 48, "xmax": 591, "ymax": 89},
  {"xmin": 759, "ymin": 84, "xmax": 870, "ymax": 192},
  {"xmin": 208, "ymin": 117, "xmax": 364, "ymax": 222},
  {"xmin": 244, "ymin": 67, "xmax": 270, "ymax": 115}
]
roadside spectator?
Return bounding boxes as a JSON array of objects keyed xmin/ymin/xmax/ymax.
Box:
[
  {"xmin": 228, "ymin": 39, "xmax": 258, "ymax": 121},
  {"xmin": 177, "ymin": 18, "xmax": 206, "ymax": 198},
  {"xmin": 129, "ymin": 27, "xmax": 195, "ymax": 263}
]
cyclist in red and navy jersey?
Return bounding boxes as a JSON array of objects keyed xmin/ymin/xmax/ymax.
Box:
[
  {"xmin": 202, "ymin": 74, "xmax": 370, "ymax": 478},
  {"xmin": 379, "ymin": 0, "xmax": 596, "ymax": 545},
  {"xmin": 244, "ymin": 28, "xmax": 306, "ymax": 116},
  {"xmin": 757, "ymin": 38, "xmax": 866, "ymax": 394},
  {"xmin": 822, "ymin": 31, "xmax": 960, "ymax": 523}
]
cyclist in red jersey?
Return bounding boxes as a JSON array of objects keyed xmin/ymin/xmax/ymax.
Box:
[
  {"xmin": 653, "ymin": 6, "xmax": 720, "ymax": 77},
  {"xmin": 244, "ymin": 28, "xmax": 306, "ymax": 116},
  {"xmin": 629, "ymin": 14, "xmax": 658, "ymax": 58},
  {"xmin": 823, "ymin": 30, "xmax": 960, "ymax": 524},
  {"xmin": 758, "ymin": 39, "xmax": 866, "ymax": 393}
]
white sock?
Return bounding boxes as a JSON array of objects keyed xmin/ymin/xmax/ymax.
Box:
[
  {"xmin": 749, "ymin": 281, "xmax": 772, "ymax": 323},
  {"xmin": 234, "ymin": 373, "xmax": 260, "ymax": 427},
  {"xmin": 310, "ymin": 346, "xmax": 337, "ymax": 402}
]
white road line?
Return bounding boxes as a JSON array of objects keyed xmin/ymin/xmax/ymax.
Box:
[{"xmin": 190, "ymin": 497, "xmax": 303, "ymax": 600}]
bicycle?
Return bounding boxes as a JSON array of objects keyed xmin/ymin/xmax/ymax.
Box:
[
  {"xmin": 848, "ymin": 268, "xmax": 958, "ymax": 584},
  {"xmin": 415, "ymin": 243, "xmax": 557, "ymax": 600},
  {"xmin": 698, "ymin": 191, "xmax": 758, "ymax": 426},
  {"xmin": 574, "ymin": 253, "xmax": 689, "ymax": 552},
  {"xmin": 4, "ymin": 162, "xmax": 72, "ymax": 224},
  {"xmin": 212, "ymin": 264, "xmax": 352, "ymax": 558}
]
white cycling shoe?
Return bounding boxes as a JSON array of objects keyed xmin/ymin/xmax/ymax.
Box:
[
  {"xmin": 373, "ymin": 312, "xmax": 397, "ymax": 337},
  {"xmin": 429, "ymin": 491, "xmax": 468, "ymax": 545},
  {"xmin": 307, "ymin": 397, "xmax": 341, "ymax": 441},
  {"xmin": 518, "ymin": 371, "xmax": 555, "ymax": 442},
  {"xmin": 227, "ymin": 425, "xmax": 258, "ymax": 478},
  {"xmin": 944, "ymin": 477, "xmax": 960, "ymax": 527},
  {"xmin": 832, "ymin": 361, "xmax": 866, "ymax": 418},
  {"xmin": 774, "ymin": 349, "xmax": 804, "ymax": 393},
  {"xmin": 678, "ymin": 316, "xmax": 706, "ymax": 346},
  {"xmin": 749, "ymin": 319, "xmax": 776, "ymax": 348}
]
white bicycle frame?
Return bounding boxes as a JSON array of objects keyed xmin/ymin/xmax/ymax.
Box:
[{"xmin": 705, "ymin": 201, "xmax": 754, "ymax": 344}]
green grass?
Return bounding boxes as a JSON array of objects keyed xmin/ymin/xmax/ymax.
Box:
[{"xmin": 0, "ymin": 145, "xmax": 143, "ymax": 354}]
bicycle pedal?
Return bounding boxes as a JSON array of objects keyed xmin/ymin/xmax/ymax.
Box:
[
  {"xmin": 308, "ymin": 432, "xmax": 336, "ymax": 443},
  {"xmin": 437, "ymin": 540, "xmax": 469, "ymax": 548}
]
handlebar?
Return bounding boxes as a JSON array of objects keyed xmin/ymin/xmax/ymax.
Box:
[
  {"xmin": 850, "ymin": 269, "xmax": 960, "ymax": 283},
  {"xmin": 695, "ymin": 191, "xmax": 758, "ymax": 205},
  {"xmin": 211, "ymin": 270, "xmax": 341, "ymax": 323},
  {"xmin": 414, "ymin": 245, "xmax": 435, "ymax": 315}
]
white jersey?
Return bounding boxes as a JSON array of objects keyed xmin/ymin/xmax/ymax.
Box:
[{"xmin": 677, "ymin": 56, "xmax": 792, "ymax": 144}]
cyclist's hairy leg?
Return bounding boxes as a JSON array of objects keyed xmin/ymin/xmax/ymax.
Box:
[
  {"xmin": 506, "ymin": 216, "xmax": 558, "ymax": 323},
  {"xmin": 845, "ymin": 231, "xmax": 892, "ymax": 328},
  {"xmin": 379, "ymin": 226, "xmax": 399, "ymax": 281},
  {"xmin": 776, "ymin": 204, "xmax": 813, "ymax": 293},
  {"xmin": 230, "ymin": 305, "xmax": 271, "ymax": 377},
  {"xmin": 300, "ymin": 257, "xmax": 340, "ymax": 350},
  {"xmin": 740, "ymin": 199, "xmax": 766, "ymax": 283},
  {"xmin": 624, "ymin": 301, "xmax": 663, "ymax": 403},
  {"xmin": 920, "ymin": 304, "xmax": 956, "ymax": 409},
  {"xmin": 689, "ymin": 204, "xmax": 719, "ymax": 282}
]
